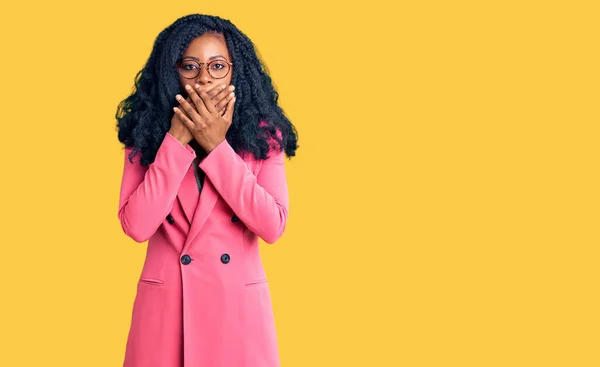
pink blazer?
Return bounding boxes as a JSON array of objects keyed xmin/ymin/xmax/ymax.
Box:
[{"xmin": 118, "ymin": 131, "xmax": 289, "ymax": 367}]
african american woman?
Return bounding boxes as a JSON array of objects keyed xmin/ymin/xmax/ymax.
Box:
[{"xmin": 115, "ymin": 13, "xmax": 298, "ymax": 367}]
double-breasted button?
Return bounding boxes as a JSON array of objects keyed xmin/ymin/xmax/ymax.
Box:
[
  {"xmin": 181, "ymin": 254, "xmax": 192, "ymax": 265},
  {"xmin": 231, "ymin": 214, "xmax": 239, "ymax": 223},
  {"xmin": 220, "ymin": 253, "xmax": 230, "ymax": 264},
  {"xmin": 166, "ymin": 214, "xmax": 175, "ymax": 224}
]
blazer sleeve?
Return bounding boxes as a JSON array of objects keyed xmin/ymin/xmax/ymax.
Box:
[
  {"xmin": 118, "ymin": 133, "xmax": 197, "ymax": 242},
  {"xmin": 199, "ymin": 138, "xmax": 289, "ymax": 244}
]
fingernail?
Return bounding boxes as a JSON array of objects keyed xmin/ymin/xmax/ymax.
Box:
[
  {"xmin": 176, "ymin": 95, "xmax": 182, "ymax": 100},
  {"xmin": 185, "ymin": 85, "xmax": 192, "ymax": 91},
  {"xmin": 221, "ymin": 85, "xmax": 226, "ymax": 90},
  {"xmin": 229, "ymin": 85, "xmax": 235, "ymax": 91},
  {"xmin": 195, "ymin": 84, "xmax": 201, "ymax": 89}
]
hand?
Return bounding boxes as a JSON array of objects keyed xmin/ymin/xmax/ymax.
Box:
[
  {"xmin": 169, "ymin": 85, "xmax": 232, "ymax": 145},
  {"xmin": 173, "ymin": 83, "xmax": 236, "ymax": 153},
  {"xmin": 184, "ymin": 84, "xmax": 235, "ymax": 116},
  {"xmin": 201, "ymin": 84, "xmax": 236, "ymax": 117},
  {"xmin": 169, "ymin": 95, "xmax": 194, "ymax": 145}
]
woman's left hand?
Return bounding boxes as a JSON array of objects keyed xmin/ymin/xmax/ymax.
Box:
[{"xmin": 175, "ymin": 84, "xmax": 236, "ymax": 153}]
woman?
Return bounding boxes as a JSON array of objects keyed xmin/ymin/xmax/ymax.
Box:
[{"xmin": 115, "ymin": 13, "xmax": 298, "ymax": 367}]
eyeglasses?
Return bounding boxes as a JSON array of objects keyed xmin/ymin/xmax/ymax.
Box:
[{"xmin": 176, "ymin": 59, "xmax": 233, "ymax": 79}]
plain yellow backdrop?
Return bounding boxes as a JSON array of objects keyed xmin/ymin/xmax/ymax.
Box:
[{"xmin": 0, "ymin": 0, "xmax": 598, "ymax": 366}]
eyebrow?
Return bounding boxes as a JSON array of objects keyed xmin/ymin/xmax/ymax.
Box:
[{"xmin": 182, "ymin": 55, "xmax": 227, "ymax": 61}]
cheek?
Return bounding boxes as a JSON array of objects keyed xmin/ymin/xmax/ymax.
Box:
[{"xmin": 179, "ymin": 77, "xmax": 188, "ymax": 90}]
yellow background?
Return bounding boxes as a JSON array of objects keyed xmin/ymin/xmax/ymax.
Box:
[{"xmin": 0, "ymin": 1, "xmax": 598, "ymax": 366}]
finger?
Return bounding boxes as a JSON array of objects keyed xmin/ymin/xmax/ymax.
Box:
[
  {"xmin": 193, "ymin": 84, "xmax": 232, "ymax": 112},
  {"xmin": 184, "ymin": 96, "xmax": 198, "ymax": 113},
  {"xmin": 215, "ymin": 89, "xmax": 235, "ymax": 111},
  {"xmin": 213, "ymin": 85, "xmax": 234, "ymax": 109},
  {"xmin": 176, "ymin": 94, "xmax": 206, "ymax": 128},
  {"xmin": 196, "ymin": 83, "xmax": 227, "ymax": 98},
  {"xmin": 172, "ymin": 107, "xmax": 195, "ymax": 130},
  {"xmin": 184, "ymin": 85, "xmax": 210, "ymax": 118},
  {"xmin": 198, "ymin": 88, "xmax": 219, "ymax": 115},
  {"xmin": 223, "ymin": 96, "xmax": 236, "ymax": 121}
]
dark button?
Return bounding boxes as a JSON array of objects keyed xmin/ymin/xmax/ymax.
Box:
[
  {"xmin": 231, "ymin": 214, "xmax": 239, "ymax": 223},
  {"xmin": 220, "ymin": 253, "xmax": 230, "ymax": 264},
  {"xmin": 181, "ymin": 254, "xmax": 192, "ymax": 265},
  {"xmin": 166, "ymin": 214, "xmax": 175, "ymax": 224}
]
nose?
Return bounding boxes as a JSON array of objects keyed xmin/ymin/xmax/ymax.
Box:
[{"xmin": 196, "ymin": 65, "xmax": 212, "ymax": 86}]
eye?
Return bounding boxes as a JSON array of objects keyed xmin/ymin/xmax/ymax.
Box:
[
  {"xmin": 210, "ymin": 62, "xmax": 226, "ymax": 70},
  {"xmin": 181, "ymin": 63, "xmax": 198, "ymax": 71}
]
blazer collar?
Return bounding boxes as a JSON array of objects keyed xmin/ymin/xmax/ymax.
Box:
[{"xmin": 177, "ymin": 160, "xmax": 219, "ymax": 250}]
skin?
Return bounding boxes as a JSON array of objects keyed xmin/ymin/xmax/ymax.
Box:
[{"xmin": 169, "ymin": 32, "xmax": 237, "ymax": 153}]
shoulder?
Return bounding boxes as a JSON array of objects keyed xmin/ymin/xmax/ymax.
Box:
[{"xmin": 122, "ymin": 145, "xmax": 148, "ymax": 170}]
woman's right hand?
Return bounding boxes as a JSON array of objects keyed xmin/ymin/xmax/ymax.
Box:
[
  {"xmin": 169, "ymin": 96, "xmax": 195, "ymax": 145},
  {"xmin": 170, "ymin": 84, "xmax": 234, "ymax": 146}
]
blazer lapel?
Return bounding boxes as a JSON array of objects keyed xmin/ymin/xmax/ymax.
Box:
[
  {"xmin": 177, "ymin": 164, "xmax": 199, "ymax": 225},
  {"xmin": 180, "ymin": 154, "xmax": 257, "ymax": 250},
  {"xmin": 184, "ymin": 177, "xmax": 219, "ymax": 249}
]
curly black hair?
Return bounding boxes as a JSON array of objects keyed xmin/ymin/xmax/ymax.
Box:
[{"xmin": 115, "ymin": 14, "xmax": 298, "ymax": 166}]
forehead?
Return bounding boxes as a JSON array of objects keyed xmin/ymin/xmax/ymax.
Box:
[{"xmin": 182, "ymin": 33, "xmax": 230, "ymax": 61}]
